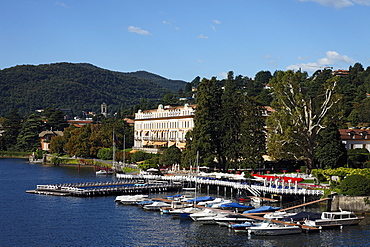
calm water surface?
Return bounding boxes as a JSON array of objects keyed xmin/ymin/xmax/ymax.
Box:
[{"xmin": 1, "ymin": 158, "xmax": 370, "ymax": 246}]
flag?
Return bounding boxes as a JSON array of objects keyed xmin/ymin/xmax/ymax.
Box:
[{"xmin": 113, "ymin": 132, "xmax": 119, "ymax": 144}]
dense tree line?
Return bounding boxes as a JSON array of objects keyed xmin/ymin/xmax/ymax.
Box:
[{"xmin": 182, "ymin": 72, "xmax": 266, "ymax": 171}]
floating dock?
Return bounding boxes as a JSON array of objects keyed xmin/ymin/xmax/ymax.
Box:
[{"xmin": 27, "ymin": 180, "xmax": 182, "ymax": 197}]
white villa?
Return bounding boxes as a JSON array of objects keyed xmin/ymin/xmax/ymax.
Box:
[{"xmin": 133, "ymin": 104, "xmax": 196, "ymax": 153}]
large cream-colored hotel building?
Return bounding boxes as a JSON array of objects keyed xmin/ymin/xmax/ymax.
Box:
[{"xmin": 133, "ymin": 104, "xmax": 196, "ymax": 153}]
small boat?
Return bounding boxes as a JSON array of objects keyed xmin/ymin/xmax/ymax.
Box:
[
  {"xmin": 219, "ymin": 202, "xmax": 254, "ymax": 213},
  {"xmin": 95, "ymin": 169, "xmax": 114, "ymax": 175},
  {"xmin": 189, "ymin": 208, "xmax": 219, "ymax": 221},
  {"xmin": 214, "ymin": 214, "xmax": 253, "ymax": 227},
  {"xmin": 160, "ymin": 200, "xmax": 192, "ymax": 214},
  {"xmin": 197, "ymin": 197, "xmax": 224, "ymax": 206},
  {"xmin": 210, "ymin": 199, "xmax": 233, "ymax": 209},
  {"xmin": 303, "ymin": 210, "xmax": 364, "ymax": 227},
  {"xmin": 194, "ymin": 212, "xmax": 229, "ymax": 224},
  {"xmin": 264, "ymin": 211, "xmax": 296, "ymax": 220},
  {"xmin": 114, "ymin": 195, "xmax": 148, "ymax": 205},
  {"xmin": 186, "ymin": 196, "xmax": 215, "ymax": 204},
  {"xmin": 230, "ymin": 221, "xmax": 257, "ymax": 233},
  {"xmin": 143, "ymin": 201, "xmax": 171, "ymax": 211},
  {"xmin": 243, "ymin": 206, "xmax": 280, "ymax": 214},
  {"xmin": 136, "ymin": 200, "xmax": 156, "ymax": 207},
  {"xmin": 248, "ymin": 220, "xmax": 302, "ymax": 236}
]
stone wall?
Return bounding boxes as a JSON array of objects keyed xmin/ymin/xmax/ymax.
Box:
[{"xmin": 331, "ymin": 195, "xmax": 370, "ymax": 212}]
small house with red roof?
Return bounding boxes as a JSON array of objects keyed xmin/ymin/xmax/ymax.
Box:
[
  {"xmin": 339, "ymin": 128, "xmax": 370, "ymax": 151},
  {"xmin": 39, "ymin": 130, "xmax": 64, "ymax": 151}
]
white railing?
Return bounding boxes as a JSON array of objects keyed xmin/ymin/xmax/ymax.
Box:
[{"xmin": 116, "ymin": 174, "xmax": 325, "ymax": 197}]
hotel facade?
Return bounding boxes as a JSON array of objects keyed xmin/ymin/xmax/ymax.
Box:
[{"xmin": 133, "ymin": 104, "xmax": 196, "ymax": 153}]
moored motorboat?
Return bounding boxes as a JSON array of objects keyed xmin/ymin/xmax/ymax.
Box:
[
  {"xmin": 214, "ymin": 214, "xmax": 253, "ymax": 227},
  {"xmin": 189, "ymin": 208, "xmax": 219, "ymax": 221},
  {"xmin": 114, "ymin": 194, "xmax": 149, "ymax": 205},
  {"xmin": 143, "ymin": 201, "xmax": 171, "ymax": 211},
  {"xmin": 264, "ymin": 211, "xmax": 296, "ymax": 220},
  {"xmin": 230, "ymin": 221, "xmax": 256, "ymax": 233},
  {"xmin": 96, "ymin": 169, "xmax": 114, "ymax": 175},
  {"xmin": 194, "ymin": 212, "xmax": 229, "ymax": 224},
  {"xmin": 248, "ymin": 220, "xmax": 302, "ymax": 236},
  {"xmin": 303, "ymin": 210, "xmax": 364, "ymax": 227}
]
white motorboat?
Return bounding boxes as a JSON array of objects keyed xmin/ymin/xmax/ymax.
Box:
[
  {"xmin": 143, "ymin": 201, "xmax": 171, "ymax": 211},
  {"xmin": 194, "ymin": 212, "xmax": 229, "ymax": 224},
  {"xmin": 230, "ymin": 221, "xmax": 258, "ymax": 233},
  {"xmin": 304, "ymin": 210, "xmax": 364, "ymax": 227},
  {"xmin": 210, "ymin": 199, "xmax": 233, "ymax": 209},
  {"xmin": 114, "ymin": 195, "xmax": 148, "ymax": 205},
  {"xmin": 248, "ymin": 220, "xmax": 302, "ymax": 236},
  {"xmin": 95, "ymin": 169, "xmax": 114, "ymax": 175},
  {"xmin": 264, "ymin": 211, "xmax": 296, "ymax": 220},
  {"xmin": 197, "ymin": 198, "xmax": 223, "ymax": 206},
  {"xmin": 189, "ymin": 208, "xmax": 219, "ymax": 221},
  {"xmin": 214, "ymin": 214, "xmax": 254, "ymax": 227},
  {"xmin": 160, "ymin": 201, "xmax": 192, "ymax": 214}
]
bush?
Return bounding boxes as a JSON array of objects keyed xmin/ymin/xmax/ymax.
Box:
[{"xmin": 340, "ymin": 174, "xmax": 370, "ymax": 196}]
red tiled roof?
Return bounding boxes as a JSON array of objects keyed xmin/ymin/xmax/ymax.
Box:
[{"xmin": 339, "ymin": 129, "xmax": 370, "ymax": 140}]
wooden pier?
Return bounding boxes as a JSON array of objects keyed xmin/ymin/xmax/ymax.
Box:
[{"xmin": 27, "ymin": 180, "xmax": 182, "ymax": 197}]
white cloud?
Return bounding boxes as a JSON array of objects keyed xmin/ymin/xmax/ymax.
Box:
[
  {"xmin": 162, "ymin": 20, "xmax": 179, "ymax": 31},
  {"xmin": 352, "ymin": 0, "xmax": 370, "ymax": 5},
  {"xmin": 127, "ymin": 26, "xmax": 152, "ymax": 36},
  {"xmin": 287, "ymin": 51, "xmax": 355, "ymax": 72},
  {"xmin": 212, "ymin": 20, "xmax": 222, "ymax": 25},
  {"xmin": 298, "ymin": 0, "xmax": 370, "ymax": 8},
  {"xmin": 55, "ymin": 2, "xmax": 69, "ymax": 8},
  {"xmin": 197, "ymin": 34, "xmax": 208, "ymax": 39}
]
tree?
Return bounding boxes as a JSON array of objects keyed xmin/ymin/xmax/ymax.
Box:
[
  {"xmin": 219, "ymin": 72, "xmax": 265, "ymax": 170},
  {"xmin": 347, "ymin": 148, "xmax": 369, "ymax": 168},
  {"xmin": 314, "ymin": 122, "xmax": 347, "ymax": 169},
  {"xmin": 97, "ymin": 147, "xmax": 113, "ymax": 160},
  {"xmin": 239, "ymin": 97, "xmax": 266, "ymax": 169},
  {"xmin": 160, "ymin": 145, "xmax": 181, "ymax": 166},
  {"xmin": 189, "ymin": 77, "xmax": 222, "ymax": 169},
  {"xmin": 131, "ymin": 151, "xmax": 153, "ymax": 163},
  {"xmin": 267, "ymin": 70, "xmax": 341, "ymax": 171},
  {"xmin": 44, "ymin": 108, "xmax": 68, "ymax": 131},
  {"xmin": 340, "ymin": 174, "xmax": 370, "ymax": 196},
  {"xmin": 16, "ymin": 114, "xmax": 44, "ymax": 151},
  {"xmin": 1, "ymin": 109, "xmax": 22, "ymax": 151}
]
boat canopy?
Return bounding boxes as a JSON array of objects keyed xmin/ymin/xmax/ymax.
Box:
[
  {"xmin": 167, "ymin": 194, "xmax": 182, "ymax": 198},
  {"xmin": 187, "ymin": 196, "xmax": 214, "ymax": 203},
  {"xmin": 243, "ymin": 206, "xmax": 280, "ymax": 214},
  {"xmin": 282, "ymin": 211, "xmax": 321, "ymax": 222},
  {"xmin": 220, "ymin": 202, "xmax": 253, "ymax": 209}
]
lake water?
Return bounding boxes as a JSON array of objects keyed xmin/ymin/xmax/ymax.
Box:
[{"xmin": 1, "ymin": 158, "xmax": 370, "ymax": 246}]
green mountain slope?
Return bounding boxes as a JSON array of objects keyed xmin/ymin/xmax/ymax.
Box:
[{"xmin": 0, "ymin": 63, "xmax": 187, "ymax": 117}]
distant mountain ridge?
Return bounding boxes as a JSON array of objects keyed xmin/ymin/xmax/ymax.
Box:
[{"xmin": 0, "ymin": 62, "xmax": 188, "ymax": 117}]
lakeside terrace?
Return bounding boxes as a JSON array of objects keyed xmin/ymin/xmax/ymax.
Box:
[{"xmin": 116, "ymin": 173, "xmax": 325, "ymax": 198}]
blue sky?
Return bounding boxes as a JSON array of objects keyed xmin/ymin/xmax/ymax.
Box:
[{"xmin": 1, "ymin": 0, "xmax": 370, "ymax": 82}]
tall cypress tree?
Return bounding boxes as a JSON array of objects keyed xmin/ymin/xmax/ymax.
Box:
[
  {"xmin": 239, "ymin": 97, "xmax": 266, "ymax": 169},
  {"xmin": 220, "ymin": 72, "xmax": 245, "ymax": 170},
  {"xmin": 16, "ymin": 114, "xmax": 44, "ymax": 151},
  {"xmin": 315, "ymin": 122, "xmax": 347, "ymax": 169},
  {"xmin": 189, "ymin": 77, "xmax": 222, "ymax": 169}
]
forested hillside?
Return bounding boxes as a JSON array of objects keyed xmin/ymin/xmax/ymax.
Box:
[{"xmin": 0, "ymin": 63, "xmax": 187, "ymax": 117}]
